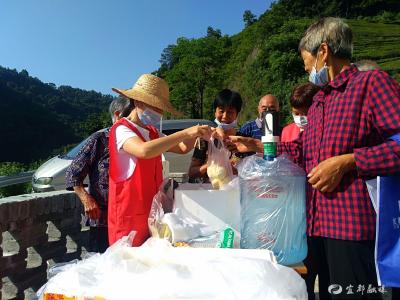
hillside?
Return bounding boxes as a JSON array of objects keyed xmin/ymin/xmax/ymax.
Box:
[
  {"xmin": 0, "ymin": 67, "xmax": 113, "ymax": 163},
  {"xmin": 156, "ymin": 2, "xmax": 400, "ymax": 124}
]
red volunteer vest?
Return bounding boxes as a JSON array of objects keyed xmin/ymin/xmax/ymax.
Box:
[{"xmin": 108, "ymin": 118, "xmax": 163, "ymax": 246}]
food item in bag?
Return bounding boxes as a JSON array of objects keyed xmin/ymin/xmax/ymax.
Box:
[{"xmin": 207, "ymin": 160, "xmax": 230, "ymax": 189}]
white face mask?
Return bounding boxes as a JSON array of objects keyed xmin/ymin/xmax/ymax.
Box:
[
  {"xmin": 214, "ymin": 118, "xmax": 238, "ymax": 130},
  {"xmin": 293, "ymin": 114, "xmax": 308, "ymax": 128},
  {"xmin": 138, "ymin": 107, "xmax": 162, "ymax": 126}
]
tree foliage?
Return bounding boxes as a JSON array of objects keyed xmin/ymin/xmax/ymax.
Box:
[
  {"xmin": 158, "ymin": 35, "xmax": 232, "ymax": 119},
  {"xmin": 0, "ymin": 162, "xmax": 31, "ymax": 197},
  {"xmin": 243, "ymin": 10, "xmax": 257, "ymax": 27},
  {"xmin": 0, "ymin": 66, "xmax": 113, "ymax": 163},
  {"xmin": 156, "ymin": 0, "xmax": 400, "ymax": 125}
]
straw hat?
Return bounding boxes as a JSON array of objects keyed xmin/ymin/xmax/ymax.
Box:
[{"xmin": 112, "ymin": 74, "xmax": 183, "ymax": 116}]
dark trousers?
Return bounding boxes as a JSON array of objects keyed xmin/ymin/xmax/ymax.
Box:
[
  {"xmin": 88, "ymin": 226, "xmax": 109, "ymax": 253},
  {"xmin": 304, "ymin": 237, "xmax": 318, "ymax": 300},
  {"xmin": 309, "ymin": 237, "xmax": 384, "ymax": 300}
]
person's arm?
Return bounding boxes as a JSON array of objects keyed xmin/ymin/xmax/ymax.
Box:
[
  {"xmin": 65, "ymin": 134, "xmax": 101, "ymax": 219},
  {"xmin": 123, "ymin": 125, "xmax": 211, "ymax": 159},
  {"xmin": 353, "ymin": 71, "xmax": 400, "ymax": 177},
  {"xmin": 227, "ymin": 136, "xmax": 263, "ymax": 153},
  {"xmin": 308, "ymin": 71, "xmax": 400, "ymax": 193},
  {"xmin": 227, "ymin": 134, "xmax": 304, "ymax": 164},
  {"xmin": 73, "ymin": 186, "xmax": 100, "ymax": 220},
  {"xmin": 188, "ymin": 158, "xmax": 208, "ymax": 179},
  {"xmin": 167, "ymin": 139, "xmax": 197, "ymax": 154}
]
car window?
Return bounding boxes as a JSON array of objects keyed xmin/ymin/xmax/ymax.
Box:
[{"xmin": 60, "ymin": 137, "xmax": 90, "ymax": 160}]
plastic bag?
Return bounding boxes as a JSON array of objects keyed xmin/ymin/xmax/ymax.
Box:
[
  {"xmin": 207, "ymin": 137, "xmax": 234, "ymax": 189},
  {"xmin": 148, "ymin": 179, "xmax": 216, "ymax": 244},
  {"xmin": 238, "ymin": 154, "xmax": 307, "ymax": 265},
  {"xmin": 38, "ymin": 232, "xmax": 307, "ymax": 300},
  {"xmin": 148, "ymin": 178, "xmax": 178, "ymax": 240},
  {"xmin": 367, "ymin": 176, "xmax": 400, "ymax": 288}
]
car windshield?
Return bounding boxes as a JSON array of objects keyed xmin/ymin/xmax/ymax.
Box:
[{"xmin": 60, "ymin": 137, "xmax": 90, "ymax": 160}]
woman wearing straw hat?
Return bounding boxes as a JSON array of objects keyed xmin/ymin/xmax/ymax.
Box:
[{"xmin": 108, "ymin": 73, "xmax": 212, "ymax": 246}]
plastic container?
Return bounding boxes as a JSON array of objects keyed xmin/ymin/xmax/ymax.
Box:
[{"xmin": 238, "ymin": 155, "xmax": 307, "ymax": 265}]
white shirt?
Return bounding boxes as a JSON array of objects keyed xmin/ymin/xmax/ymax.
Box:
[{"xmin": 115, "ymin": 118, "xmax": 164, "ymax": 181}]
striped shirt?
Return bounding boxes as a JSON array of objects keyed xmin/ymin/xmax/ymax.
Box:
[{"xmin": 237, "ymin": 119, "xmax": 262, "ymax": 140}]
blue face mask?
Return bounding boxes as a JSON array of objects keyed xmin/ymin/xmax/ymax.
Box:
[
  {"xmin": 309, "ymin": 53, "xmax": 329, "ymax": 87},
  {"xmin": 138, "ymin": 107, "xmax": 162, "ymax": 126},
  {"xmin": 214, "ymin": 118, "xmax": 238, "ymax": 130}
]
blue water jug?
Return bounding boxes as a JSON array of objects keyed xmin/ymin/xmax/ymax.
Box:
[{"xmin": 238, "ymin": 155, "xmax": 307, "ymax": 265}]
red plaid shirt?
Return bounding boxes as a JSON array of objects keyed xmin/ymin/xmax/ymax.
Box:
[{"xmin": 279, "ymin": 65, "xmax": 400, "ymax": 240}]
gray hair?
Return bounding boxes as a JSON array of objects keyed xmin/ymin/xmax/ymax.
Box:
[
  {"xmin": 298, "ymin": 17, "xmax": 353, "ymax": 60},
  {"xmin": 109, "ymin": 96, "xmax": 133, "ymax": 122}
]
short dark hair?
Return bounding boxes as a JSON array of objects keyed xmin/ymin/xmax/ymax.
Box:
[
  {"xmin": 213, "ymin": 89, "xmax": 243, "ymax": 113},
  {"xmin": 290, "ymin": 83, "xmax": 320, "ymax": 109}
]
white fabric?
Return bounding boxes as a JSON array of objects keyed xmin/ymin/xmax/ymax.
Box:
[
  {"xmin": 255, "ymin": 118, "xmax": 262, "ymax": 129},
  {"xmin": 115, "ymin": 118, "xmax": 165, "ymax": 181}
]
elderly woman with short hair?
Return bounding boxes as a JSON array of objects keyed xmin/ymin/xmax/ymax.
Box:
[{"xmin": 229, "ymin": 17, "xmax": 400, "ymax": 299}]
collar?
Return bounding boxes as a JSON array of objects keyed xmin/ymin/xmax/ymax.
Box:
[
  {"xmin": 255, "ymin": 118, "xmax": 262, "ymax": 129},
  {"xmin": 315, "ymin": 64, "xmax": 358, "ymax": 103},
  {"xmin": 327, "ymin": 64, "xmax": 358, "ymax": 89}
]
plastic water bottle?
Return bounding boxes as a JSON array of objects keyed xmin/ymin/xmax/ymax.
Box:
[{"xmin": 239, "ymin": 155, "xmax": 307, "ymax": 265}]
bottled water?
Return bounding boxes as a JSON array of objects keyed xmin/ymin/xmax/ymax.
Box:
[{"xmin": 238, "ymin": 155, "xmax": 307, "ymax": 265}]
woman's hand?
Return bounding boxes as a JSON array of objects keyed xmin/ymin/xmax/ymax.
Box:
[
  {"xmin": 82, "ymin": 194, "xmax": 100, "ymax": 220},
  {"xmin": 212, "ymin": 128, "xmax": 236, "ymax": 141},
  {"xmin": 185, "ymin": 125, "xmax": 213, "ymax": 140},
  {"xmin": 308, "ymin": 154, "xmax": 355, "ymax": 193}
]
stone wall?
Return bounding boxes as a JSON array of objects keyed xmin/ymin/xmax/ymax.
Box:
[{"xmin": 0, "ymin": 191, "xmax": 89, "ymax": 300}]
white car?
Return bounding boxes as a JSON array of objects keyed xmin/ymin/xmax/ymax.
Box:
[{"xmin": 32, "ymin": 119, "xmax": 215, "ymax": 192}]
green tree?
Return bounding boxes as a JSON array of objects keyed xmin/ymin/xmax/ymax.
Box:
[
  {"xmin": 206, "ymin": 26, "xmax": 222, "ymax": 38},
  {"xmin": 0, "ymin": 162, "xmax": 31, "ymax": 198},
  {"xmin": 161, "ymin": 35, "xmax": 231, "ymax": 119},
  {"xmin": 243, "ymin": 10, "xmax": 257, "ymax": 27}
]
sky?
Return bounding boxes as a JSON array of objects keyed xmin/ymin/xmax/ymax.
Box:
[{"xmin": 0, "ymin": 0, "xmax": 272, "ymax": 95}]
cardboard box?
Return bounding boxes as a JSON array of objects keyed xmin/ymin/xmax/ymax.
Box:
[{"xmin": 174, "ymin": 183, "xmax": 241, "ymax": 241}]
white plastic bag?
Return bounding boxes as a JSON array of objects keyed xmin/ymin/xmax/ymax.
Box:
[
  {"xmin": 207, "ymin": 137, "xmax": 234, "ymax": 189},
  {"xmin": 38, "ymin": 232, "xmax": 307, "ymax": 300}
]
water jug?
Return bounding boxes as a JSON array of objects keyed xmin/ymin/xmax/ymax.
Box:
[{"xmin": 238, "ymin": 155, "xmax": 307, "ymax": 265}]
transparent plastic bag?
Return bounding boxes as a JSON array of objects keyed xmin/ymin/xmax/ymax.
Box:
[
  {"xmin": 38, "ymin": 232, "xmax": 307, "ymax": 300},
  {"xmin": 238, "ymin": 154, "xmax": 307, "ymax": 265},
  {"xmin": 148, "ymin": 178, "xmax": 179, "ymax": 240},
  {"xmin": 207, "ymin": 137, "xmax": 234, "ymax": 189},
  {"xmin": 149, "ymin": 178, "xmax": 215, "ymax": 243}
]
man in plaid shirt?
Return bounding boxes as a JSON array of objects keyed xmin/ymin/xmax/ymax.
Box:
[{"xmin": 229, "ymin": 18, "xmax": 400, "ymax": 299}]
